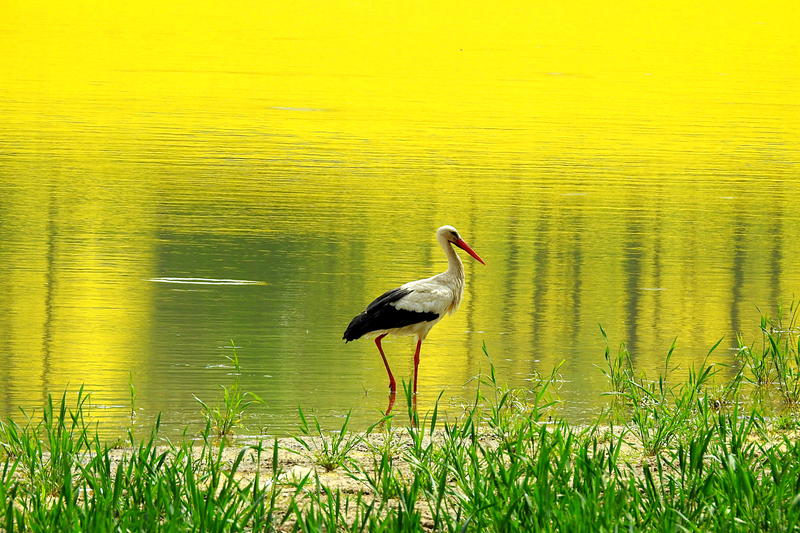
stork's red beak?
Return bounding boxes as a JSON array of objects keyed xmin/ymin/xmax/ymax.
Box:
[{"xmin": 454, "ymin": 238, "xmax": 486, "ymax": 265}]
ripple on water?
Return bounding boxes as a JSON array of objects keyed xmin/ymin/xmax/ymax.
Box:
[{"xmin": 148, "ymin": 277, "xmax": 266, "ymax": 286}]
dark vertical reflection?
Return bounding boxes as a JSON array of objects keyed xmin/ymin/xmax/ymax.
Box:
[
  {"xmin": 566, "ymin": 204, "xmax": 583, "ymax": 344},
  {"xmin": 730, "ymin": 216, "xmax": 745, "ymax": 337},
  {"xmin": 623, "ymin": 219, "xmax": 642, "ymax": 359},
  {"xmin": 651, "ymin": 188, "xmax": 664, "ymax": 330},
  {"xmin": 41, "ymin": 185, "xmax": 57, "ymax": 404},
  {"xmin": 530, "ymin": 205, "xmax": 550, "ymax": 358},
  {"xmin": 769, "ymin": 191, "xmax": 784, "ymax": 308},
  {"xmin": 0, "ymin": 227, "xmax": 9, "ymax": 414},
  {"xmin": 0, "ymin": 333, "xmax": 8, "ymax": 414},
  {"xmin": 501, "ymin": 195, "xmax": 521, "ymax": 336}
]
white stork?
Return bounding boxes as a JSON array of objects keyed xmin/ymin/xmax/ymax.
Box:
[{"xmin": 343, "ymin": 225, "xmax": 485, "ymax": 395}]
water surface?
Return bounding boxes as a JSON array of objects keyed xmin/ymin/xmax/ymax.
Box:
[{"xmin": 1, "ymin": 1, "xmax": 799, "ymax": 435}]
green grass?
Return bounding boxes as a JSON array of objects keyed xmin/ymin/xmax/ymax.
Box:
[{"xmin": 2, "ymin": 313, "xmax": 800, "ymax": 531}]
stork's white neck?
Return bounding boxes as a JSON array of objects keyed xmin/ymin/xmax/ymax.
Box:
[
  {"xmin": 432, "ymin": 230, "xmax": 466, "ymax": 315},
  {"xmin": 439, "ymin": 233, "xmax": 464, "ymax": 279}
]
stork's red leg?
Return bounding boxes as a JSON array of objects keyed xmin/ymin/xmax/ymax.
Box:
[
  {"xmin": 412, "ymin": 338, "xmax": 422, "ymax": 395},
  {"xmin": 385, "ymin": 391, "xmax": 397, "ymax": 416},
  {"xmin": 375, "ymin": 334, "xmax": 396, "ymax": 393}
]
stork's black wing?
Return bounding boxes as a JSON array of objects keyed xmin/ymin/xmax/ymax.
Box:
[{"xmin": 342, "ymin": 287, "xmax": 439, "ymax": 342}]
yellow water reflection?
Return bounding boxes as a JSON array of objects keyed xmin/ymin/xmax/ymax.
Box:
[{"xmin": 0, "ymin": 0, "xmax": 798, "ymax": 432}]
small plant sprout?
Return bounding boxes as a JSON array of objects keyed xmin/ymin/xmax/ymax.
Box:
[
  {"xmin": 128, "ymin": 371, "xmax": 137, "ymax": 422},
  {"xmin": 194, "ymin": 341, "xmax": 262, "ymax": 440},
  {"xmin": 598, "ymin": 324, "xmax": 634, "ymax": 395}
]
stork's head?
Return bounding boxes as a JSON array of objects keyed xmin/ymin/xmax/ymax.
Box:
[{"xmin": 437, "ymin": 225, "xmax": 486, "ymax": 265}]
